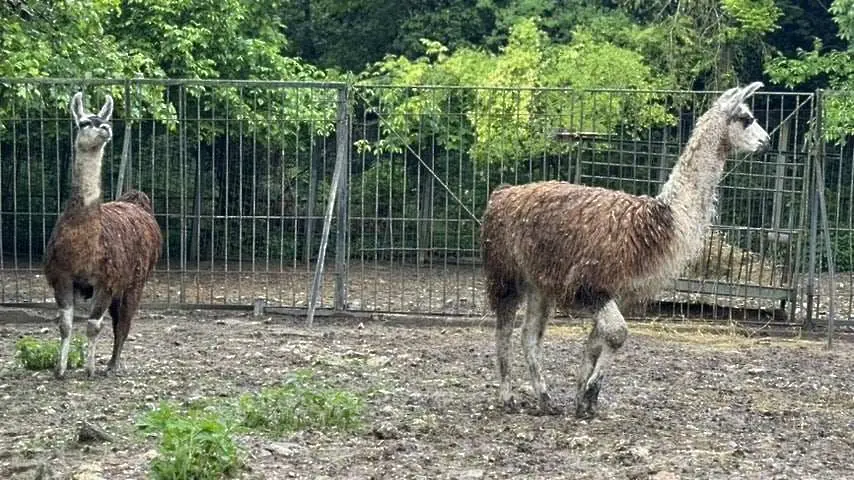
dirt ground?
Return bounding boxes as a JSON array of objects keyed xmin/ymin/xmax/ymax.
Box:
[{"xmin": 1, "ymin": 309, "xmax": 854, "ymax": 480}]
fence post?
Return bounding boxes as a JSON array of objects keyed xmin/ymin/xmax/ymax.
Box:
[
  {"xmin": 306, "ymin": 86, "xmax": 349, "ymax": 326},
  {"xmin": 115, "ymin": 80, "xmax": 133, "ymax": 199},
  {"xmin": 811, "ymin": 90, "xmax": 837, "ymax": 348},
  {"xmin": 804, "ymin": 97, "xmax": 820, "ymax": 330},
  {"xmin": 334, "ymin": 86, "xmax": 350, "ymax": 311}
]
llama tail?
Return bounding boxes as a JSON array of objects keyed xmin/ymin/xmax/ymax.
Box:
[{"xmin": 116, "ymin": 189, "xmax": 154, "ymax": 214}]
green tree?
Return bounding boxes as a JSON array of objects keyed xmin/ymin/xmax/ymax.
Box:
[
  {"xmin": 361, "ymin": 18, "xmax": 676, "ymax": 165},
  {"xmin": 765, "ymin": 0, "xmax": 854, "ymax": 140}
]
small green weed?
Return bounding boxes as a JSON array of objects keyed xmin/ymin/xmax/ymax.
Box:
[
  {"xmin": 236, "ymin": 372, "xmax": 363, "ymax": 434},
  {"xmin": 138, "ymin": 402, "xmax": 244, "ymax": 480},
  {"xmin": 15, "ymin": 335, "xmax": 86, "ymax": 371},
  {"xmin": 137, "ymin": 371, "xmax": 363, "ymax": 479}
]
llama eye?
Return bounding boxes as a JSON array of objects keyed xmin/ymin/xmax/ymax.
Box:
[
  {"xmin": 78, "ymin": 120, "xmax": 92, "ymax": 128},
  {"xmin": 739, "ymin": 116, "xmax": 755, "ymax": 127}
]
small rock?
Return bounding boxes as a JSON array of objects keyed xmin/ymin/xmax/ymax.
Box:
[
  {"xmin": 617, "ymin": 445, "xmax": 650, "ymax": 465},
  {"xmin": 372, "ymin": 422, "xmax": 400, "ymax": 440},
  {"xmin": 451, "ymin": 469, "xmax": 484, "ymax": 480},
  {"xmin": 77, "ymin": 421, "xmax": 114, "ymax": 444},
  {"xmin": 367, "ymin": 355, "xmax": 391, "ymax": 368},
  {"xmin": 566, "ymin": 435, "xmax": 593, "ymax": 449},
  {"xmin": 266, "ymin": 441, "xmax": 304, "ymax": 457},
  {"xmin": 71, "ymin": 462, "xmax": 105, "ymax": 480},
  {"xmin": 650, "ymin": 472, "xmax": 679, "ymax": 480}
]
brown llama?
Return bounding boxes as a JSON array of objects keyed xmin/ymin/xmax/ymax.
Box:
[
  {"xmin": 481, "ymin": 82, "xmax": 771, "ymax": 418},
  {"xmin": 44, "ymin": 92, "xmax": 162, "ymax": 379}
]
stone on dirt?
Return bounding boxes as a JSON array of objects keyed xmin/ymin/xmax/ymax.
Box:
[
  {"xmin": 77, "ymin": 421, "xmax": 114, "ymax": 444},
  {"xmin": 448, "ymin": 469, "xmax": 485, "ymax": 480},
  {"xmin": 266, "ymin": 441, "xmax": 305, "ymax": 457}
]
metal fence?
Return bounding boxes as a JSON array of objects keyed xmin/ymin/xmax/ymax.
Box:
[{"xmin": 0, "ymin": 79, "xmax": 846, "ymax": 329}]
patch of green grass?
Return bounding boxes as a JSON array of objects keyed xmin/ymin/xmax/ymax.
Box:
[
  {"xmin": 137, "ymin": 371, "xmax": 364, "ymax": 479},
  {"xmin": 235, "ymin": 372, "xmax": 363, "ymax": 435},
  {"xmin": 15, "ymin": 335, "xmax": 86, "ymax": 371},
  {"xmin": 138, "ymin": 402, "xmax": 244, "ymax": 480}
]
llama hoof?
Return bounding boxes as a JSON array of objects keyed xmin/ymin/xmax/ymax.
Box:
[
  {"xmin": 536, "ymin": 393, "xmax": 563, "ymax": 416},
  {"xmin": 574, "ymin": 403, "xmax": 597, "ymax": 419},
  {"xmin": 105, "ymin": 364, "xmax": 126, "ymax": 377},
  {"xmin": 502, "ymin": 397, "xmax": 518, "ymax": 413},
  {"xmin": 537, "ymin": 402, "xmax": 563, "ymax": 416},
  {"xmin": 575, "ymin": 383, "xmax": 601, "ymax": 419}
]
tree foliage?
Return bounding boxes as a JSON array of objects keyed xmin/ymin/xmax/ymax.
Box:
[
  {"xmin": 765, "ymin": 0, "xmax": 854, "ymax": 140},
  {"xmin": 359, "ymin": 18, "xmax": 676, "ymax": 167}
]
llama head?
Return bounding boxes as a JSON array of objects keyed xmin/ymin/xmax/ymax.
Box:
[
  {"xmin": 70, "ymin": 92, "xmax": 113, "ymax": 152},
  {"xmin": 714, "ymin": 82, "xmax": 771, "ymax": 154}
]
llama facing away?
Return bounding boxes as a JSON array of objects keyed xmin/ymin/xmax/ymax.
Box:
[
  {"xmin": 45, "ymin": 92, "xmax": 162, "ymax": 379},
  {"xmin": 481, "ymin": 82, "xmax": 771, "ymax": 418}
]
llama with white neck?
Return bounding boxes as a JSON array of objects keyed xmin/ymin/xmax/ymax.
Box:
[
  {"xmin": 480, "ymin": 82, "xmax": 771, "ymax": 418},
  {"xmin": 45, "ymin": 92, "xmax": 162, "ymax": 379}
]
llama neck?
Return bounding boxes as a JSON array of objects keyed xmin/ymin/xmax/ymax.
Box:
[
  {"xmin": 656, "ymin": 112, "xmax": 730, "ymax": 224},
  {"xmin": 71, "ymin": 147, "xmax": 104, "ymax": 208}
]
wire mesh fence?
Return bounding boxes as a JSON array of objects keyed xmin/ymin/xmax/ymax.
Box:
[
  {"xmin": 0, "ymin": 79, "xmax": 843, "ymax": 329},
  {"xmin": 0, "ymin": 79, "xmax": 345, "ymax": 309},
  {"xmin": 346, "ymin": 86, "xmax": 815, "ymax": 322}
]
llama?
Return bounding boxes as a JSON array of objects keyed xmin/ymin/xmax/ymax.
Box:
[
  {"xmin": 481, "ymin": 82, "xmax": 770, "ymax": 418},
  {"xmin": 44, "ymin": 92, "xmax": 162, "ymax": 379}
]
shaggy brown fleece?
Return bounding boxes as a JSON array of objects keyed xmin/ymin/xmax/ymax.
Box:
[{"xmin": 481, "ymin": 181, "xmax": 676, "ymax": 311}]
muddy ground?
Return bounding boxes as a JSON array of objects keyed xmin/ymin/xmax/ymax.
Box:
[{"xmin": 1, "ymin": 309, "xmax": 853, "ymax": 479}]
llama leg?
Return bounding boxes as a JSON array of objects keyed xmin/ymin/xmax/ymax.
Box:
[
  {"xmin": 84, "ymin": 292, "xmax": 113, "ymax": 378},
  {"xmin": 54, "ymin": 293, "xmax": 74, "ymax": 379},
  {"xmin": 495, "ymin": 289, "xmax": 521, "ymax": 412},
  {"xmin": 521, "ymin": 289, "xmax": 557, "ymax": 414},
  {"xmin": 575, "ymin": 299, "xmax": 627, "ymax": 419},
  {"xmin": 107, "ymin": 291, "xmax": 140, "ymax": 376}
]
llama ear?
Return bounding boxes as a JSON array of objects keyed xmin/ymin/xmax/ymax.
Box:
[
  {"xmin": 70, "ymin": 92, "xmax": 85, "ymax": 126},
  {"xmin": 721, "ymin": 81, "xmax": 764, "ymax": 116},
  {"xmin": 716, "ymin": 87, "xmax": 741, "ymax": 112},
  {"xmin": 737, "ymin": 82, "xmax": 763, "ymax": 103},
  {"xmin": 97, "ymin": 95, "xmax": 114, "ymax": 122}
]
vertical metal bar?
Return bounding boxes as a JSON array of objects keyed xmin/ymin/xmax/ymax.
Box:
[
  {"xmin": 790, "ymin": 94, "xmax": 811, "ymax": 323},
  {"xmin": 39, "ymin": 85, "xmax": 47, "ymax": 301},
  {"xmin": 359, "ymin": 89, "xmax": 368, "ymax": 310},
  {"xmin": 0, "ymin": 90, "xmax": 4, "ymax": 301},
  {"xmin": 815, "ymin": 152, "xmax": 836, "ymax": 347},
  {"xmin": 308, "ymin": 87, "xmax": 349, "ymax": 324},
  {"xmin": 251, "ymin": 90, "xmax": 258, "ymax": 281},
  {"xmin": 10, "ymin": 95, "xmax": 18, "ymax": 299},
  {"xmin": 305, "ymin": 126, "xmax": 317, "ymax": 265},
  {"xmin": 116, "ymin": 81, "xmax": 132, "ymax": 199},
  {"xmin": 210, "ymin": 87, "xmax": 217, "ymax": 304},
  {"xmin": 25, "ymin": 89, "xmax": 33, "ymax": 298},
  {"xmin": 178, "ymin": 85, "xmax": 187, "ymax": 303},
  {"xmin": 264, "ymin": 88, "xmax": 273, "ymax": 305},
  {"xmin": 237, "ymin": 87, "xmax": 245, "ymax": 302},
  {"xmin": 291, "ymin": 93, "xmax": 300, "ymax": 307},
  {"xmin": 163, "ymin": 87, "xmax": 172, "ymax": 304},
  {"xmin": 191, "ymin": 90, "xmax": 203, "ymax": 299},
  {"xmin": 277, "ymin": 89, "xmax": 287, "ymax": 307},
  {"xmin": 805, "ymin": 91, "xmax": 822, "ymax": 329},
  {"xmin": 335, "ymin": 86, "xmax": 350, "ymax": 311}
]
